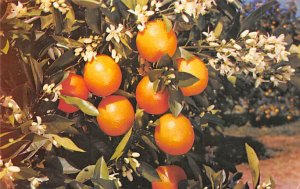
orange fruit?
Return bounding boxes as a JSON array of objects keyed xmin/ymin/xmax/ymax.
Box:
[
  {"xmin": 58, "ymin": 73, "xmax": 89, "ymax": 113},
  {"xmin": 83, "ymin": 55, "xmax": 122, "ymax": 97},
  {"xmin": 154, "ymin": 113, "xmax": 194, "ymax": 155},
  {"xmin": 97, "ymin": 95, "xmax": 134, "ymax": 136},
  {"xmin": 177, "ymin": 57, "xmax": 209, "ymax": 96},
  {"xmin": 136, "ymin": 20, "xmax": 177, "ymax": 62},
  {"xmin": 135, "ymin": 76, "xmax": 169, "ymax": 115},
  {"xmin": 152, "ymin": 165, "xmax": 187, "ymax": 189}
]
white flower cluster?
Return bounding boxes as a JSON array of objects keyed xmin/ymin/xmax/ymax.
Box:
[
  {"xmin": 43, "ymin": 83, "xmax": 62, "ymax": 102},
  {"xmin": 28, "ymin": 177, "xmax": 49, "ymax": 189},
  {"xmin": 74, "ymin": 36, "xmax": 101, "ymax": 62},
  {"xmin": 204, "ymin": 30, "xmax": 295, "ymax": 87},
  {"xmin": 1, "ymin": 96, "xmax": 23, "ymax": 123},
  {"xmin": 7, "ymin": 1, "xmax": 28, "ymax": 19},
  {"xmin": 37, "ymin": 0, "xmax": 69, "ymax": 14},
  {"xmin": 150, "ymin": 0, "xmax": 163, "ymax": 11},
  {"xmin": 106, "ymin": 24, "xmax": 133, "ymax": 62},
  {"xmin": 0, "ymin": 158, "xmax": 21, "ymax": 181},
  {"xmin": 29, "ymin": 116, "xmax": 47, "ymax": 135},
  {"xmin": 128, "ymin": 5, "xmax": 154, "ymax": 31},
  {"xmin": 174, "ymin": 0, "xmax": 216, "ymax": 22}
]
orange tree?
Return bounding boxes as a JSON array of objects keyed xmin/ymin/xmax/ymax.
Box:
[{"xmin": 0, "ymin": 0, "xmax": 298, "ymax": 188}]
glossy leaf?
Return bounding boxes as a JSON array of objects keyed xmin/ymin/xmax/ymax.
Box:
[
  {"xmin": 76, "ymin": 165, "xmax": 96, "ymax": 183},
  {"xmin": 121, "ymin": 0, "xmax": 136, "ymax": 9},
  {"xmin": 29, "ymin": 57, "xmax": 43, "ymax": 91},
  {"xmin": 177, "ymin": 72, "xmax": 199, "ymax": 87},
  {"xmin": 58, "ymin": 157, "xmax": 80, "ymax": 174},
  {"xmin": 245, "ymin": 143, "xmax": 260, "ymax": 188},
  {"xmin": 72, "ymin": 0, "xmax": 102, "ymax": 8},
  {"xmin": 46, "ymin": 50, "xmax": 77, "ymax": 74},
  {"xmin": 136, "ymin": 161, "xmax": 161, "ymax": 182},
  {"xmin": 85, "ymin": 8, "xmax": 101, "ymax": 34},
  {"xmin": 148, "ymin": 69, "xmax": 164, "ymax": 82},
  {"xmin": 178, "ymin": 47, "xmax": 194, "ymax": 61},
  {"xmin": 50, "ymin": 134, "xmax": 85, "ymax": 152},
  {"xmin": 52, "ymin": 36, "xmax": 83, "ymax": 48},
  {"xmin": 110, "ymin": 128, "xmax": 132, "ymax": 161},
  {"xmin": 93, "ymin": 157, "xmax": 109, "ymax": 180},
  {"xmin": 0, "ymin": 39, "xmax": 9, "ymax": 54},
  {"xmin": 60, "ymin": 95, "xmax": 99, "ymax": 116},
  {"xmin": 162, "ymin": 15, "xmax": 172, "ymax": 32},
  {"xmin": 168, "ymin": 88, "xmax": 183, "ymax": 117},
  {"xmin": 42, "ymin": 114, "xmax": 76, "ymax": 134}
]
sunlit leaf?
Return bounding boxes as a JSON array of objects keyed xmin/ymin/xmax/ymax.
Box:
[
  {"xmin": 76, "ymin": 165, "xmax": 96, "ymax": 183},
  {"xmin": 110, "ymin": 128, "xmax": 132, "ymax": 161},
  {"xmin": 121, "ymin": 0, "xmax": 136, "ymax": 9},
  {"xmin": 40, "ymin": 14, "xmax": 53, "ymax": 30},
  {"xmin": 58, "ymin": 157, "xmax": 80, "ymax": 174},
  {"xmin": 245, "ymin": 143, "xmax": 260, "ymax": 188},
  {"xmin": 0, "ymin": 39, "xmax": 10, "ymax": 54},
  {"xmin": 162, "ymin": 15, "xmax": 172, "ymax": 32},
  {"xmin": 178, "ymin": 47, "xmax": 194, "ymax": 61},
  {"xmin": 93, "ymin": 157, "xmax": 109, "ymax": 180},
  {"xmin": 60, "ymin": 95, "xmax": 99, "ymax": 116},
  {"xmin": 50, "ymin": 134, "xmax": 85, "ymax": 152}
]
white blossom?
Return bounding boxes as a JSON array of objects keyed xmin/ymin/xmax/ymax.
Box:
[
  {"xmin": 106, "ymin": 24, "xmax": 124, "ymax": 43},
  {"xmin": 28, "ymin": 177, "xmax": 49, "ymax": 189},
  {"xmin": 128, "ymin": 5, "xmax": 154, "ymax": 31},
  {"xmin": 29, "ymin": 116, "xmax": 47, "ymax": 135},
  {"xmin": 37, "ymin": 0, "xmax": 69, "ymax": 14},
  {"xmin": 6, "ymin": 1, "xmax": 27, "ymax": 19}
]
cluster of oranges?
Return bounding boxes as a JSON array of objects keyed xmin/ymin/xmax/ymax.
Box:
[{"xmin": 58, "ymin": 20, "xmax": 208, "ymax": 188}]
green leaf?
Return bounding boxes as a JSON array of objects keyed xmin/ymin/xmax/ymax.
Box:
[
  {"xmin": 157, "ymin": 54, "xmax": 173, "ymax": 68},
  {"xmin": 72, "ymin": 0, "xmax": 102, "ymax": 8},
  {"xmin": 46, "ymin": 50, "xmax": 77, "ymax": 74},
  {"xmin": 121, "ymin": 0, "xmax": 136, "ymax": 9},
  {"xmin": 114, "ymin": 89, "xmax": 135, "ymax": 98},
  {"xmin": 187, "ymin": 155, "xmax": 203, "ymax": 186},
  {"xmin": 178, "ymin": 47, "xmax": 194, "ymax": 60},
  {"xmin": 53, "ymin": 9, "xmax": 63, "ymax": 34},
  {"xmin": 177, "ymin": 72, "xmax": 199, "ymax": 87},
  {"xmin": 168, "ymin": 88, "xmax": 183, "ymax": 117},
  {"xmin": 200, "ymin": 114, "xmax": 225, "ymax": 126},
  {"xmin": 29, "ymin": 57, "xmax": 43, "ymax": 91},
  {"xmin": 137, "ymin": 0, "xmax": 148, "ymax": 6},
  {"xmin": 58, "ymin": 157, "xmax": 80, "ymax": 174},
  {"xmin": 52, "ymin": 36, "xmax": 83, "ymax": 48},
  {"xmin": 42, "ymin": 114, "xmax": 76, "ymax": 134},
  {"xmin": 40, "ymin": 14, "xmax": 53, "ymax": 30},
  {"xmin": 93, "ymin": 157, "xmax": 109, "ymax": 180},
  {"xmin": 60, "ymin": 95, "xmax": 99, "ymax": 116},
  {"xmin": 14, "ymin": 167, "xmax": 39, "ymax": 180},
  {"xmin": 1, "ymin": 140, "xmax": 31, "ymax": 160},
  {"xmin": 245, "ymin": 143, "xmax": 260, "ymax": 188},
  {"xmin": 136, "ymin": 161, "xmax": 161, "ymax": 182},
  {"xmin": 85, "ymin": 8, "xmax": 101, "ymax": 34},
  {"xmin": 162, "ymin": 15, "xmax": 172, "ymax": 32},
  {"xmin": 203, "ymin": 165, "xmax": 215, "ymax": 188},
  {"xmin": 91, "ymin": 178, "xmax": 116, "ymax": 189},
  {"xmin": 227, "ymin": 76, "xmax": 237, "ymax": 86},
  {"xmin": 148, "ymin": 69, "xmax": 164, "ymax": 82},
  {"xmin": 141, "ymin": 135, "xmax": 159, "ymax": 152},
  {"xmin": 50, "ymin": 134, "xmax": 85, "ymax": 152},
  {"xmin": 110, "ymin": 128, "xmax": 132, "ymax": 161},
  {"xmin": 214, "ymin": 20, "xmax": 223, "ymax": 38},
  {"xmin": 76, "ymin": 165, "xmax": 96, "ymax": 183},
  {"xmin": 240, "ymin": 0, "xmax": 277, "ymax": 32},
  {"xmin": 64, "ymin": 7, "xmax": 77, "ymax": 34},
  {"xmin": 0, "ymin": 39, "xmax": 10, "ymax": 54}
]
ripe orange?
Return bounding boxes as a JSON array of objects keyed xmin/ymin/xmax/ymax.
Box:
[
  {"xmin": 135, "ymin": 76, "xmax": 169, "ymax": 115},
  {"xmin": 177, "ymin": 57, "xmax": 209, "ymax": 96},
  {"xmin": 154, "ymin": 113, "xmax": 194, "ymax": 155},
  {"xmin": 97, "ymin": 95, "xmax": 134, "ymax": 136},
  {"xmin": 152, "ymin": 165, "xmax": 187, "ymax": 189},
  {"xmin": 83, "ymin": 55, "xmax": 122, "ymax": 97},
  {"xmin": 136, "ymin": 20, "xmax": 177, "ymax": 62},
  {"xmin": 58, "ymin": 73, "xmax": 89, "ymax": 113}
]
